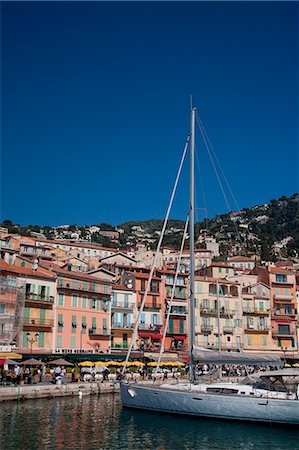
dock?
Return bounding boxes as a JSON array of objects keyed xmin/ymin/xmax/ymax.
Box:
[{"xmin": 0, "ymin": 381, "xmax": 120, "ymax": 402}]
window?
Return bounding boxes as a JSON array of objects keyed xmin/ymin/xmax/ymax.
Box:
[
  {"xmin": 226, "ymin": 268, "xmax": 229, "ymax": 274},
  {"xmin": 262, "ymin": 336, "xmax": 267, "ymax": 346},
  {"xmin": 73, "ymin": 279, "xmax": 78, "ymax": 289},
  {"xmin": 71, "ymin": 315, "xmax": 77, "ymax": 333},
  {"xmin": 259, "ymin": 302, "xmax": 264, "ymax": 311},
  {"xmin": 58, "ymin": 293, "xmax": 64, "ymax": 306},
  {"xmin": 124, "ymin": 293, "xmax": 129, "ymax": 307},
  {"xmin": 38, "ymin": 332, "xmax": 45, "ymax": 348},
  {"xmin": 81, "ymin": 316, "xmax": 86, "ymax": 334},
  {"xmin": 179, "ymin": 320, "xmax": 184, "ymax": 334},
  {"xmin": 92, "ymin": 317, "xmax": 96, "ymax": 331},
  {"xmin": 57, "ymin": 336, "xmax": 62, "ymax": 348},
  {"xmin": 58, "ymin": 314, "xmax": 63, "ymax": 332},
  {"xmin": 197, "ymin": 282, "xmax": 202, "ymax": 294},
  {"xmin": 278, "ymin": 324, "xmax": 290, "ymax": 335},
  {"xmin": 284, "ymin": 288, "xmax": 289, "ymax": 296},
  {"xmin": 169, "ymin": 319, "xmax": 174, "ymax": 333},
  {"xmin": 22, "ymin": 332, "xmax": 28, "ymax": 348},
  {"xmin": 59, "ymin": 277, "xmax": 64, "ymax": 287},
  {"xmin": 103, "ymin": 318, "xmax": 107, "ymax": 334},
  {"xmin": 90, "ymin": 298, "xmax": 97, "ymax": 309},
  {"xmin": 284, "ymin": 305, "xmax": 291, "ymax": 315},
  {"xmin": 103, "ymin": 284, "xmax": 108, "ymax": 294},
  {"xmin": 247, "ymin": 336, "xmax": 251, "ymax": 346},
  {"xmin": 219, "ymin": 267, "xmax": 222, "ymax": 273},
  {"xmin": 93, "ymin": 282, "xmax": 97, "ymax": 292},
  {"xmin": 72, "ymin": 295, "xmax": 78, "ymax": 308},
  {"xmin": 81, "ymin": 296, "xmax": 87, "ymax": 308},
  {"xmin": 70, "ymin": 336, "xmax": 76, "ymax": 349},
  {"xmin": 0, "ymin": 304, "xmax": 5, "ymax": 314},
  {"xmin": 276, "ymin": 274, "xmax": 287, "ymax": 283}
]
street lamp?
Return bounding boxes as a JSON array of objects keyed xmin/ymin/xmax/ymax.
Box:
[
  {"xmin": 27, "ymin": 332, "xmax": 39, "ymax": 353},
  {"xmin": 281, "ymin": 346, "xmax": 287, "ymax": 364}
]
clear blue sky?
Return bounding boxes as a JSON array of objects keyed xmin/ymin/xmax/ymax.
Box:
[{"xmin": 1, "ymin": 1, "xmax": 298, "ymax": 226}]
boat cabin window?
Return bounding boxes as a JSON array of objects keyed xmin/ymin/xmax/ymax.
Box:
[{"xmin": 206, "ymin": 387, "xmax": 239, "ymax": 394}]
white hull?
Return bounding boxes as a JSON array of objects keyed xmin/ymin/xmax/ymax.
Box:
[{"xmin": 120, "ymin": 383, "xmax": 299, "ymax": 425}]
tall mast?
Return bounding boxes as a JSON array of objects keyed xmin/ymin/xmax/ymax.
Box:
[{"xmin": 189, "ymin": 106, "xmax": 196, "ymax": 382}]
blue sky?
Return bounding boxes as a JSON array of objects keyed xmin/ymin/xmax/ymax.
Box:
[{"xmin": 1, "ymin": 1, "xmax": 298, "ymax": 226}]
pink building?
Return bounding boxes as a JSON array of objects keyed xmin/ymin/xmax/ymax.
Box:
[{"xmin": 54, "ymin": 268, "xmax": 111, "ymax": 353}]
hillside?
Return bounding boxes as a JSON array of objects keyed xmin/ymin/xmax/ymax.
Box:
[{"xmin": 1, "ymin": 193, "xmax": 298, "ymax": 260}]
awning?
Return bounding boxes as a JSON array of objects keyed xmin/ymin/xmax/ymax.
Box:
[
  {"xmin": 139, "ymin": 332, "xmax": 162, "ymax": 339},
  {"xmin": 192, "ymin": 348, "xmax": 282, "ymax": 366},
  {"xmin": 0, "ymin": 352, "xmax": 23, "ymax": 360},
  {"xmin": 172, "ymin": 336, "xmax": 186, "ymax": 341}
]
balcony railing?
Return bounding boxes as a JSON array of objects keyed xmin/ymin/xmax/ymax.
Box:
[
  {"xmin": 166, "ymin": 288, "xmax": 187, "ymax": 300},
  {"xmin": 137, "ymin": 302, "xmax": 161, "ymax": 311},
  {"xmin": 245, "ymin": 326, "xmax": 270, "ymax": 332},
  {"xmin": 111, "ymin": 322, "xmax": 134, "ymax": 329},
  {"xmin": 139, "ymin": 323, "xmax": 161, "ymax": 331},
  {"xmin": 274, "ymin": 310, "xmax": 296, "ymax": 317},
  {"xmin": 25, "ymin": 293, "xmax": 54, "ymax": 304},
  {"xmin": 223, "ymin": 326, "xmax": 234, "ymax": 334},
  {"xmin": 58, "ymin": 281, "xmax": 110, "ymax": 295},
  {"xmin": 88, "ymin": 328, "xmax": 110, "ymax": 338},
  {"xmin": 111, "ymin": 301, "xmax": 134, "ymax": 310},
  {"xmin": 243, "ymin": 307, "xmax": 270, "ymax": 314},
  {"xmin": 23, "ymin": 318, "xmax": 54, "ymax": 327},
  {"xmin": 200, "ymin": 306, "xmax": 234, "ymax": 316},
  {"xmin": 273, "ymin": 294, "xmax": 294, "ymax": 301},
  {"xmin": 201, "ymin": 324, "xmax": 213, "ymax": 332},
  {"xmin": 272, "ymin": 330, "xmax": 294, "ymax": 337}
]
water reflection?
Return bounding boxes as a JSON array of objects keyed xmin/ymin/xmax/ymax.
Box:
[{"xmin": 0, "ymin": 394, "xmax": 298, "ymax": 449}]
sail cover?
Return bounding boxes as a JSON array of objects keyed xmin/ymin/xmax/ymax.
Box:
[{"xmin": 192, "ymin": 348, "xmax": 282, "ymax": 366}]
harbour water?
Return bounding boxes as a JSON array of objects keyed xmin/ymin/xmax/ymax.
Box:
[{"xmin": 0, "ymin": 394, "xmax": 298, "ymax": 449}]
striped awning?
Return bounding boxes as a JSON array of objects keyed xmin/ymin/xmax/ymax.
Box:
[{"xmin": 0, "ymin": 352, "xmax": 23, "ymax": 360}]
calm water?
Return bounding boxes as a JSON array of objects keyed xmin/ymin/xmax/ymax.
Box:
[{"xmin": 0, "ymin": 394, "xmax": 298, "ymax": 449}]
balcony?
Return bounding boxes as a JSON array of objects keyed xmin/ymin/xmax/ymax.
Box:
[
  {"xmin": 57, "ymin": 281, "xmax": 110, "ymax": 296},
  {"xmin": 23, "ymin": 317, "xmax": 54, "ymax": 330},
  {"xmin": 111, "ymin": 322, "xmax": 134, "ymax": 330},
  {"xmin": 88, "ymin": 328, "xmax": 110, "ymax": 339},
  {"xmin": 201, "ymin": 324, "xmax": 213, "ymax": 333},
  {"xmin": 273, "ymin": 294, "xmax": 294, "ymax": 302},
  {"xmin": 138, "ymin": 323, "xmax": 161, "ymax": 331},
  {"xmin": 25, "ymin": 293, "xmax": 54, "ymax": 306},
  {"xmin": 166, "ymin": 288, "xmax": 187, "ymax": 300},
  {"xmin": 243, "ymin": 308, "xmax": 270, "ymax": 315},
  {"xmin": 272, "ymin": 330, "xmax": 294, "ymax": 338},
  {"xmin": 274, "ymin": 310, "xmax": 297, "ymax": 318},
  {"xmin": 137, "ymin": 302, "xmax": 161, "ymax": 311},
  {"xmin": 223, "ymin": 326, "xmax": 234, "ymax": 334},
  {"xmin": 111, "ymin": 301, "xmax": 134, "ymax": 312},
  {"xmin": 245, "ymin": 326, "xmax": 270, "ymax": 334},
  {"xmin": 200, "ymin": 306, "xmax": 234, "ymax": 317}
]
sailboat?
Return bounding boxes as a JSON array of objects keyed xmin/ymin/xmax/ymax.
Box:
[{"xmin": 120, "ymin": 107, "xmax": 299, "ymax": 425}]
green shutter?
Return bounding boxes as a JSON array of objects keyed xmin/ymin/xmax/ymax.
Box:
[
  {"xmin": 82, "ymin": 316, "xmax": 86, "ymax": 334},
  {"xmin": 24, "ymin": 307, "xmax": 30, "ymax": 318},
  {"xmin": 72, "ymin": 315, "xmax": 77, "ymax": 333},
  {"xmin": 179, "ymin": 320, "xmax": 184, "ymax": 334},
  {"xmin": 38, "ymin": 285, "xmax": 42, "ymax": 295},
  {"xmin": 169, "ymin": 319, "xmax": 174, "ymax": 333},
  {"xmin": 92, "ymin": 317, "xmax": 96, "ymax": 330},
  {"xmin": 22, "ymin": 332, "xmax": 28, "ymax": 348},
  {"xmin": 38, "ymin": 332, "xmax": 45, "ymax": 348},
  {"xmin": 40, "ymin": 309, "xmax": 46, "ymax": 323},
  {"xmin": 46, "ymin": 286, "xmax": 50, "ymax": 297},
  {"xmin": 58, "ymin": 314, "xmax": 63, "ymax": 332},
  {"xmin": 57, "ymin": 336, "xmax": 62, "ymax": 348},
  {"xmin": 31, "ymin": 285, "xmax": 36, "ymax": 293}
]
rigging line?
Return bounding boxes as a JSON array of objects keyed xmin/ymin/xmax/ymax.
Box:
[
  {"xmin": 196, "ymin": 114, "xmax": 244, "ymax": 244},
  {"xmin": 195, "ymin": 115, "xmax": 232, "ymax": 213},
  {"xmin": 155, "ymin": 215, "xmax": 189, "ymax": 373},
  {"xmin": 122, "ymin": 135, "xmax": 190, "ymax": 375},
  {"xmin": 195, "ymin": 143, "xmax": 209, "ymax": 231},
  {"xmin": 196, "ymin": 114, "xmax": 241, "ymax": 212}
]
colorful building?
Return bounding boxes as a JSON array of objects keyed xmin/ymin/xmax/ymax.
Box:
[
  {"xmin": 54, "ymin": 268, "xmax": 111, "ymax": 353},
  {"xmin": 110, "ymin": 284, "xmax": 137, "ymax": 351}
]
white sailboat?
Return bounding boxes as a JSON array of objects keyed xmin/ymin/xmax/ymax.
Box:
[{"xmin": 120, "ymin": 106, "xmax": 299, "ymax": 425}]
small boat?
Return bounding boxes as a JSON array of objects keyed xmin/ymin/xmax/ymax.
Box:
[{"xmin": 120, "ymin": 105, "xmax": 299, "ymax": 425}]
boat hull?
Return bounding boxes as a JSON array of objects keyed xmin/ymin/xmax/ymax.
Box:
[{"xmin": 120, "ymin": 383, "xmax": 299, "ymax": 425}]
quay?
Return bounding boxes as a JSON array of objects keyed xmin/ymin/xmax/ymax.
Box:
[{"xmin": 0, "ymin": 381, "xmax": 120, "ymax": 402}]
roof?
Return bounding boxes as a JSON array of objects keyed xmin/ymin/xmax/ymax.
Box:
[
  {"xmin": 210, "ymin": 262, "xmax": 234, "ymax": 269},
  {"xmin": 269, "ymin": 267, "xmax": 293, "ymax": 275},
  {"xmin": 52, "ymin": 266, "xmax": 110, "ymax": 283},
  {"xmin": 36, "ymin": 238, "xmax": 116, "ymax": 252},
  {"xmin": 229, "ymin": 257, "xmax": 254, "ymax": 262},
  {"xmin": 0, "ymin": 260, "xmax": 56, "ymax": 280},
  {"xmin": 112, "ymin": 283, "xmax": 133, "ymax": 291},
  {"xmin": 194, "ymin": 275, "xmax": 239, "ymax": 285},
  {"xmin": 99, "ymin": 252, "xmax": 137, "ymax": 262}
]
